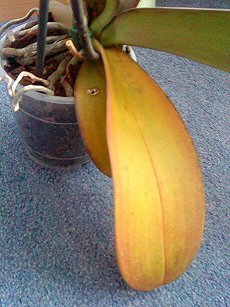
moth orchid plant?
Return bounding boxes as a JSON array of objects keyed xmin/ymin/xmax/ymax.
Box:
[
  {"xmin": 3, "ymin": 0, "xmax": 230, "ymax": 291},
  {"xmin": 50, "ymin": 0, "xmax": 229, "ymax": 291}
]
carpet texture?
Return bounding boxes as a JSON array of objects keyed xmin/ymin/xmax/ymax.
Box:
[{"xmin": 0, "ymin": 1, "xmax": 229, "ymax": 306}]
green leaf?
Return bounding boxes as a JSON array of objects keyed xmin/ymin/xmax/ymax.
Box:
[
  {"xmin": 100, "ymin": 8, "xmax": 230, "ymax": 72},
  {"xmin": 94, "ymin": 40, "xmax": 205, "ymax": 291},
  {"xmin": 74, "ymin": 59, "xmax": 111, "ymax": 177},
  {"xmin": 90, "ymin": 0, "xmax": 119, "ymax": 34}
]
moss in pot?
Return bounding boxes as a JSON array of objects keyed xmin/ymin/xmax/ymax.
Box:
[{"xmin": 0, "ymin": 0, "xmax": 229, "ymax": 291}]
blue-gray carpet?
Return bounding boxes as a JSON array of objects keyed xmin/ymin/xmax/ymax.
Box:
[{"xmin": 0, "ymin": 1, "xmax": 229, "ymax": 306}]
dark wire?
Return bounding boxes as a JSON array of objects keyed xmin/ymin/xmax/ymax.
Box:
[{"xmin": 36, "ymin": 0, "xmax": 50, "ymax": 77}]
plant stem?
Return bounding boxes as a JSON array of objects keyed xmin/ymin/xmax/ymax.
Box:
[
  {"xmin": 70, "ymin": 0, "xmax": 99, "ymax": 61},
  {"xmin": 36, "ymin": 0, "xmax": 50, "ymax": 77}
]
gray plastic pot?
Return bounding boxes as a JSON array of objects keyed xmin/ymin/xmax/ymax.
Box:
[{"xmin": 0, "ymin": 29, "xmax": 89, "ymax": 170}]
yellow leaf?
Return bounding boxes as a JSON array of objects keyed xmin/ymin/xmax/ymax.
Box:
[
  {"xmin": 94, "ymin": 40, "xmax": 205, "ymax": 291},
  {"xmin": 75, "ymin": 59, "xmax": 111, "ymax": 177}
]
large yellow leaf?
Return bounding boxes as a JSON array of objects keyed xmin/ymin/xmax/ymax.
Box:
[
  {"xmin": 94, "ymin": 40, "xmax": 205, "ymax": 291},
  {"xmin": 75, "ymin": 60, "xmax": 111, "ymax": 177},
  {"xmin": 100, "ymin": 8, "xmax": 230, "ymax": 72}
]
